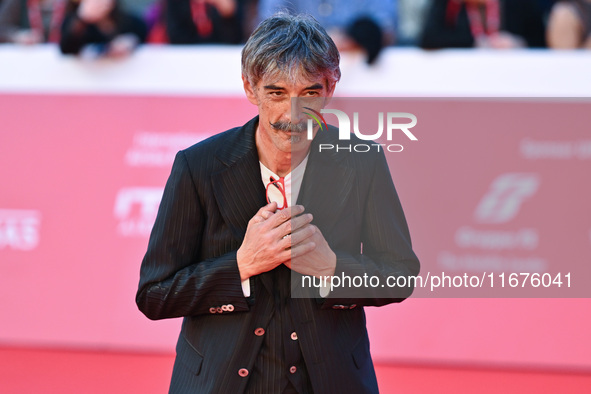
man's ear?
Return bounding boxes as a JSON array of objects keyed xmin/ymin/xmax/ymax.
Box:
[{"xmin": 242, "ymin": 75, "xmax": 258, "ymax": 106}]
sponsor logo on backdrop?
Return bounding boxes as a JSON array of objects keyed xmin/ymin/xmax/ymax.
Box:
[
  {"xmin": 304, "ymin": 108, "xmax": 418, "ymax": 153},
  {"xmin": 455, "ymin": 227, "xmax": 538, "ymax": 251},
  {"xmin": 125, "ymin": 131, "xmax": 205, "ymax": 167},
  {"xmin": 114, "ymin": 187, "xmax": 163, "ymax": 237},
  {"xmin": 520, "ymin": 138, "xmax": 591, "ymax": 160},
  {"xmin": 439, "ymin": 173, "xmax": 546, "ymax": 273},
  {"xmin": 474, "ymin": 173, "xmax": 540, "ymax": 224},
  {"xmin": 0, "ymin": 209, "xmax": 41, "ymax": 251}
]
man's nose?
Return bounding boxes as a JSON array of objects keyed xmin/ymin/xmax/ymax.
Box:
[{"xmin": 289, "ymin": 97, "xmax": 306, "ymax": 125}]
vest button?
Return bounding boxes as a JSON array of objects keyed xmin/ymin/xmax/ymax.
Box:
[
  {"xmin": 254, "ymin": 327, "xmax": 265, "ymax": 336},
  {"xmin": 290, "ymin": 331, "xmax": 298, "ymax": 340},
  {"xmin": 238, "ymin": 368, "xmax": 249, "ymax": 377},
  {"xmin": 289, "ymin": 366, "xmax": 297, "ymax": 374}
]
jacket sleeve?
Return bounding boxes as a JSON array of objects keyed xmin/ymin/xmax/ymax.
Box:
[
  {"xmin": 136, "ymin": 150, "xmax": 249, "ymax": 320},
  {"xmin": 319, "ymin": 150, "xmax": 421, "ymax": 308}
]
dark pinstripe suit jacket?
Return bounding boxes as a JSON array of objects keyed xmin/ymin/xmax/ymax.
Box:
[{"xmin": 136, "ymin": 116, "xmax": 420, "ymax": 393}]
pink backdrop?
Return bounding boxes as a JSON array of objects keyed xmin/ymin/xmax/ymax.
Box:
[{"xmin": 1, "ymin": 94, "xmax": 590, "ymax": 370}]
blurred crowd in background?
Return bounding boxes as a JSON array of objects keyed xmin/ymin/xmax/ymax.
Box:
[{"xmin": 0, "ymin": 0, "xmax": 589, "ymax": 60}]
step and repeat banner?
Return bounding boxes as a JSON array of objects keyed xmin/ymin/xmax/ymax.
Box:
[{"xmin": 1, "ymin": 46, "xmax": 590, "ymax": 370}]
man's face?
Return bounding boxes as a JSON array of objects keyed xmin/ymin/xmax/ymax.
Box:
[{"xmin": 243, "ymin": 73, "xmax": 335, "ymax": 158}]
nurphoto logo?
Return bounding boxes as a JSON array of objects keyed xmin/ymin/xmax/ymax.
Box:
[{"xmin": 304, "ymin": 108, "xmax": 418, "ymax": 153}]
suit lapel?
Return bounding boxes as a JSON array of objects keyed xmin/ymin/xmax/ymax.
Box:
[
  {"xmin": 211, "ymin": 116, "xmax": 274, "ymax": 294},
  {"xmin": 211, "ymin": 117, "xmax": 265, "ymax": 238},
  {"xmin": 297, "ymin": 127, "xmax": 355, "ymax": 236}
]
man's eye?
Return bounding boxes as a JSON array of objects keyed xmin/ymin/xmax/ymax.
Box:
[
  {"xmin": 306, "ymin": 91, "xmax": 320, "ymax": 96},
  {"xmin": 270, "ymin": 91, "xmax": 283, "ymax": 97}
]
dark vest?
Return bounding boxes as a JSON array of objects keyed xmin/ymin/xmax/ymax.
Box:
[{"xmin": 245, "ymin": 265, "xmax": 313, "ymax": 394}]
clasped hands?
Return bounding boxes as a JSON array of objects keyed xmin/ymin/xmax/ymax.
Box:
[{"xmin": 237, "ymin": 202, "xmax": 336, "ymax": 281}]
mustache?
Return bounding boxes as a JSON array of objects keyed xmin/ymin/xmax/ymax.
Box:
[{"xmin": 269, "ymin": 121, "xmax": 307, "ymax": 133}]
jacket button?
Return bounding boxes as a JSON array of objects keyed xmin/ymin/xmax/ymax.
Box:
[
  {"xmin": 289, "ymin": 366, "xmax": 297, "ymax": 374},
  {"xmin": 216, "ymin": 306, "xmax": 223, "ymax": 313},
  {"xmin": 238, "ymin": 368, "xmax": 249, "ymax": 377},
  {"xmin": 209, "ymin": 307, "xmax": 217, "ymax": 314},
  {"xmin": 227, "ymin": 304, "xmax": 234, "ymax": 312},
  {"xmin": 349, "ymin": 304, "xmax": 357, "ymax": 309},
  {"xmin": 290, "ymin": 331, "xmax": 298, "ymax": 340},
  {"xmin": 254, "ymin": 327, "xmax": 265, "ymax": 336}
]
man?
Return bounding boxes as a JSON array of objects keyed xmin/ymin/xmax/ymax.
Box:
[{"xmin": 136, "ymin": 12, "xmax": 420, "ymax": 394}]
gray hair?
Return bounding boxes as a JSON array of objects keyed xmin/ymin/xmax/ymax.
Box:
[{"xmin": 241, "ymin": 12, "xmax": 341, "ymax": 88}]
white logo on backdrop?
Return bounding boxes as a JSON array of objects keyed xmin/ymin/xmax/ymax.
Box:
[
  {"xmin": 114, "ymin": 188, "xmax": 163, "ymax": 237},
  {"xmin": 0, "ymin": 209, "xmax": 41, "ymax": 251},
  {"xmin": 520, "ymin": 138, "xmax": 591, "ymax": 160},
  {"xmin": 125, "ymin": 131, "xmax": 205, "ymax": 167},
  {"xmin": 474, "ymin": 173, "xmax": 540, "ymax": 224}
]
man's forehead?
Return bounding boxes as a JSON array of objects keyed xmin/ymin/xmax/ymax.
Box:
[{"xmin": 257, "ymin": 74, "xmax": 327, "ymax": 90}]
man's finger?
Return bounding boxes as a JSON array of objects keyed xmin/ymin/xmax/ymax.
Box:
[
  {"xmin": 276, "ymin": 249, "xmax": 293, "ymax": 266},
  {"xmin": 251, "ymin": 202, "xmax": 278, "ymax": 223},
  {"xmin": 273, "ymin": 213, "xmax": 312, "ymax": 241},
  {"xmin": 290, "ymin": 241, "xmax": 316, "ymax": 259},
  {"xmin": 288, "ymin": 224, "xmax": 316, "ymax": 247},
  {"xmin": 260, "ymin": 201, "xmax": 277, "ymax": 214},
  {"xmin": 290, "ymin": 213, "xmax": 313, "ymax": 233},
  {"xmin": 269, "ymin": 205, "xmax": 305, "ymax": 228}
]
